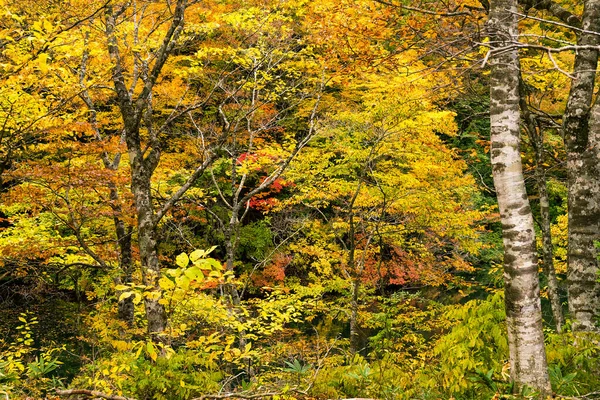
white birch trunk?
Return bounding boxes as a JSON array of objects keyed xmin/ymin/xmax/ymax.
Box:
[{"xmin": 488, "ymin": 0, "xmax": 551, "ymax": 393}]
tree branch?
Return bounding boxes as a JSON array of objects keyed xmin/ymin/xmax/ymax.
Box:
[
  {"xmin": 520, "ymin": 0, "xmax": 581, "ymax": 28},
  {"xmin": 153, "ymin": 153, "xmax": 216, "ymax": 225},
  {"xmin": 374, "ymin": 0, "xmax": 481, "ymax": 16},
  {"xmin": 56, "ymin": 389, "xmax": 135, "ymax": 400},
  {"xmin": 134, "ymin": 0, "xmax": 187, "ymax": 116}
]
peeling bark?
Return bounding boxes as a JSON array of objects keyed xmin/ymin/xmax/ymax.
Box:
[{"xmin": 488, "ymin": 0, "xmax": 551, "ymax": 393}]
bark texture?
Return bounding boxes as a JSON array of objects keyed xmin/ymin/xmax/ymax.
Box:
[
  {"xmin": 562, "ymin": 0, "xmax": 600, "ymax": 332},
  {"xmin": 488, "ymin": 0, "xmax": 551, "ymax": 393},
  {"xmin": 566, "ymin": 99, "xmax": 600, "ymax": 331}
]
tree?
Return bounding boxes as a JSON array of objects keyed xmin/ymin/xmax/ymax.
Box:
[
  {"xmin": 285, "ymin": 66, "xmax": 485, "ymax": 354},
  {"xmin": 487, "ymin": 0, "xmax": 551, "ymax": 393},
  {"xmin": 514, "ymin": 0, "xmax": 600, "ymax": 333},
  {"xmin": 96, "ymin": 0, "xmax": 325, "ymax": 336},
  {"xmin": 560, "ymin": 0, "xmax": 600, "ymax": 332},
  {"xmin": 189, "ymin": 3, "xmax": 323, "ymax": 305}
]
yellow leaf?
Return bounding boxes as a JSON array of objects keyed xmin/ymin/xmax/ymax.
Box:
[
  {"xmin": 159, "ymin": 276, "xmax": 175, "ymax": 290},
  {"xmin": 38, "ymin": 53, "xmax": 49, "ymax": 74},
  {"xmin": 147, "ymin": 342, "xmax": 158, "ymax": 361},
  {"xmin": 189, "ymin": 249, "xmax": 205, "ymax": 262},
  {"xmin": 119, "ymin": 291, "xmax": 134, "ymax": 301},
  {"xmin": 176, "ymin": 253, "xmax": 189, "ymax": 268}
]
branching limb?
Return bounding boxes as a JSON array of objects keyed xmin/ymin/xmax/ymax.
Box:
[
  {"xmin": 153, "ymin": 153, "xmax": 217, "ymax": 225},
  {"xmin": 56, "ymin": 389, "xmax": 135, "ymax": 400},
  {"xmin": 374, "ymin": 0, "xmax": 482, "ymax": 16},
  {"xmin": 519, "ymin": 0, "xmax": 581, "ymax": 28}
]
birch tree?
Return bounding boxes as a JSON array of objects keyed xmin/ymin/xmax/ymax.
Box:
[
  {"xmin": 487, "ymin": 0, "xmax": 551, "ymax": 393},
  {"xmin": 560, "ymin": 0, "xmax": 600, "ymax": 332}
]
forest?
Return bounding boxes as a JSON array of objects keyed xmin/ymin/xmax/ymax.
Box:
[{"xmin": 0, "ymin": 0, "xmax": 599, "ymax": 399}]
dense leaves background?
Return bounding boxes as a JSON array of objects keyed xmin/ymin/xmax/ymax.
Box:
[{"xmin": 1, "ymin": 0, "xmax": 599, "ymax": 399}]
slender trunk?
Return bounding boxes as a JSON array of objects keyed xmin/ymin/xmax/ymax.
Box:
[
  {"xmin": 561, "ymin": 0, "xmax": 600, "ymax": 332},
  {"xmin": 114, "ymin": 212, "xmax": 134, "ymax": 325},
  {"xmin": 347, "ymin": 178, "xmax": 361, "ymax": 355},
  {"xmin": 223, "ymin": 215, "xmax": 248, "ymax": 349},
  {"xmin": 349, "ymin": 277, "xmax": 360, "ymax": 354},
  {"xmin": 536, "ymin": 166, "xmax": 565, "ymax": 333},
  {"xmin": 348, "ymin": 225, "xmax": 359, "ymax": 354},
  {"xmin": 488, "ymin": 0, "xmax": 551, "ymax": 393},
  {"xmin": 224, "ymin": 221, "xmax": 242, "ymax": 307},
  {"xmin": 79, "ymin": 42, "xmax": 135, "ymax": 325}
]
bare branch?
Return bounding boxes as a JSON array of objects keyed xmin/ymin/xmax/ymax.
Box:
[
  {"xmin": 519, "ymin": 0, "xmax": 581, "ymax": 28},
  {"xmin": 153, "ymin": 153, "xmax": 217, "ymax": 225},
  {"xmin": 374, "ymin": 0, "xmax": 481, "ymax": 16},
  {"xmin": 512, "ymin": 11, "xmax": 588, "ymax": 34},
  {"xmin": 238, "ymin": 90, "xmax": 323, "ymax": 208},
  {"xmin": 56, "ymin": 389, "xmax": 135, "ymax": 400},
  {"xmin": 546, "ymin": 50, "xmax": 575, "ymax": 78},
  {"xmin": 135, "ymin": 0, "xmax": 187, "ymax": 114}
]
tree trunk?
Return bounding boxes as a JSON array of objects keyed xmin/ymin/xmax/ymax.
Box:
[
  {"xmin": 115, "ymin": 217, "xmax": 134, "ymax": 325},
  {"xmin": 488, "ymin": 0, "xmax": 551, "ymax": 393},
  {"xmin": 560, "ymin": 0, "xmax": 600, "ymax": 332},
  {"xmin": 224, "ymin": 220, "xmax": 242, "ymax": 307},
  {"xmin": 349, "ymin": 277, "xmax": 360, "ymax": 354},
  {"xmin": 105, "ymin": 1, "xmax": 187, "ymax": 337},
  {"xmin": 131, "ymin": 160, "xmax": 167, "ymax": 336},
  {"xmin": 566, "ymin": 99, "xmax": 600, "ymax": 332},
  {"xmin": 536, "ymin": 165, "xmax": 565, "ymax": 333},
  {"xmin": 347, "ymin": 181, "xmax": 361, "ymax": 355}
]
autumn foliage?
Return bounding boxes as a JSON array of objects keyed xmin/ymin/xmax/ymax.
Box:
[{"xmin": 1, "ymin": 0, "xmax": 599, "ymax": 399}]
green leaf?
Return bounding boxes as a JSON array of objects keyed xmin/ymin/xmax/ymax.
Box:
[
  {"xmin": 159, "ymin": 276, "xmax": 175, "ymax": 290},
  {"xmin": 146, "ymin": 342, "xmax": 158, "ymax": 361},
  {"xmin": 119, "ymin": 291, "xmax": 134, "ymax": 301},
  {"xmin": 189, "ymin": 249, "xmax": 205, "ymax": 262},
  {"xmin": 176, "ymin": 253, "xmax": 189, "ymax": 268},
  {"xmin": 177, "ymin": 275, "xmax": 191, "ymax": 290},
  {"xmin": 184, "ymin": 265, "xmax": 203, "ymax": 281}
]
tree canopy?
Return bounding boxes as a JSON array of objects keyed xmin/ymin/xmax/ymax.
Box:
[{"xmin": 1, "ymin": 0, "xmax": 600, "ymax": 399}]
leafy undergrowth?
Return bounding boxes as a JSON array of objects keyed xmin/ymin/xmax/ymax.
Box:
[{"xmin": 3, "ymin": 282, "xmax": 599, "ymax": 400}]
